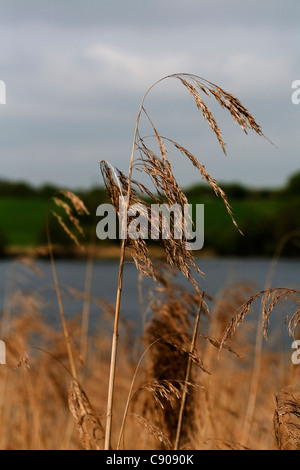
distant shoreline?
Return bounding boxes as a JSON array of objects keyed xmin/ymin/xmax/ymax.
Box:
[
  {"xmin": 1, "ymin": 245, "xmax": 299, "ymax": 262},
  {"xmin": 1, "ymin": 244, "xmax": 217, "ymax": 260}
]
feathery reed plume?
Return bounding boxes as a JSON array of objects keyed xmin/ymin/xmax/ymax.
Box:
[
  {"xmin": 68, "ymin": 379, "xmax": 104, "ymax": 450},
  {"xmin": 139, "ymin": 268, "xmax": 238, "ymax": 449},
  {"xmin": 51, "ymin": 191, "xmax": 90, "ymax": 248},
  {"xmin": 101, "ymin": 73, "xmax": 264, "ymax": 449},
  {"xmin": 1, "ymin": 257, "xmax": 44, "ymax": 338},
  {"xmin": 288, "ymin": 310, "xmax": 300, "ymax": 341},
  {"xmin": 208, "ymin": 281, "xmax": 255, "ymax": 345},
  {"xmin": 46, "ymin": 191, "xmax": 89, "ymax": 380},
  {"xmin": 221, "ymin": 288, "xmax": 300, "ymax": 348},
  {"xmin": 273, "ymin": 390, "xmax": 300, "ymax": 450},
  {"xmin": 100, "ymin": 163, "xmax": 156, "ymax": 279},
  {"xmin": 133, "ymin": 414, "xmax": 172, "ymax": 450},
  {"xmin": 137, "ymin": 379, "xmax": 200, "ymax": 412}
]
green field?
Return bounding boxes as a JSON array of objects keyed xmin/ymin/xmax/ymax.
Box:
[
  {"xmin": 0, "ymin": 195, "xmax": 287, "ymax": 256},
  {"xmin": 0, "ymin": 197, "xmax": 49, "ymax": 246}
]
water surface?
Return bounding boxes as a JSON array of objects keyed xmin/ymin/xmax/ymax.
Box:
[{"xmin": 0, "ymin": 257, "xmax": 299, "ymax": 341}]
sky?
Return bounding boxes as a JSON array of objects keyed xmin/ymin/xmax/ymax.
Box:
[{"xmin": 0, "ymin": 0, "xmax": 299, "ymax": 191}]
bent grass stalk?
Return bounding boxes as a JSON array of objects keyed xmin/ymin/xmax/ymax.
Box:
[
  {"xmin": 116, "ymin": 335, "xmax": 172, "ymax": 450},
  {"xmin": 104, "ymin": 80, "xmax": 155, "ymax": 450},
  {"xmin": 102, "ymin": 73, "xmax": 264, "ymax": 450}
]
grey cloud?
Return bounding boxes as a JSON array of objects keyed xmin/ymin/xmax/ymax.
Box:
[
  {"xmin": 1, "ymin": 0, "xmax": 300, "ymax": 30},
  {"xmin": 0, "ymin": 0, "xmax": 299, "ymax": 189}
]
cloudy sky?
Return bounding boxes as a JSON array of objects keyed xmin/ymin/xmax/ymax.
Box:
[{"xmin": 0, "ymin": 0, "xmax": 299, "ymax": 190}]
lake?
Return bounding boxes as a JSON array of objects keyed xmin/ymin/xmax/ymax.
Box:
[{"xmin": 0, "ymin": 257, "xmax": 299, "ymax": 346}]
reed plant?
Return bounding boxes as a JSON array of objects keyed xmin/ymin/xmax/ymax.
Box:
[
  {"xmin": 0, "ymin": 256, "xmax": 299, "ymax": 449},
  {"xmin": 100, "ymin": 72, "xmax": 264, "ymax": 449}
]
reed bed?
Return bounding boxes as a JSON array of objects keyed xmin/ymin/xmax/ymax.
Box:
[{"xmin": 0, "ymin": 255, "xmax": 299, "ymax": 450}]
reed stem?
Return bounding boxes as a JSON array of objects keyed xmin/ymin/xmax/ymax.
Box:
[
  {"xmin": 104, "ymin": 76, "xmax": 169, "ymax": 450},
  {"xmin": 46, "ymin": 212, "xmax": 78, "ymax": 381},
  {"xmin": 174, "ymin": 294, "xmax": 203, "ymax": 450}
]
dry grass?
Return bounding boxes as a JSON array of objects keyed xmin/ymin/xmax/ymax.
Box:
[
  {"xmin": 0, "ymin": 255, "xmax": 299, "ymax": 450},
  {"xmin": 273, "ymin": 390, "xmax": 300, "ymax": 449}
]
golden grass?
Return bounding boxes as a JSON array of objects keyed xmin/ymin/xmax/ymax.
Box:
[{"xmin": 0, "ymin": 256, "xmax": 299, "ymax": 450}]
